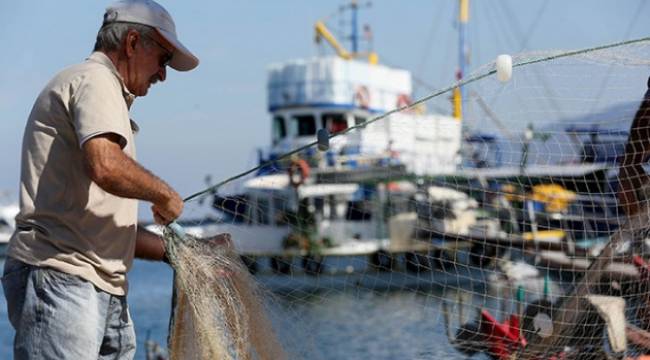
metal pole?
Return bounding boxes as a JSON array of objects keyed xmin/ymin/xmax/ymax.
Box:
[{"xmin": 351, "ymin": 0, "xmax": 358, "ymax": 54}]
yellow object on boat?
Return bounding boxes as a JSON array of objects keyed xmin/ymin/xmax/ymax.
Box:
[
  {"xmin": 522, "ymin": 229, "xmax": 565, "ymax": 242},
  {"xmin": 530, "ymin": 184, "xmax": 576, "ymax": 213},
  {"xmin": 501, "ymin": 183, "xmax": 524, "ymax": 202}
]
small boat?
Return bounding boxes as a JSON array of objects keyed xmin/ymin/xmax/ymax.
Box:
[
  {"xmin": 178, "ymin": 173, "xmax": 484, "ymax": 285},
  {"xmin": 0, "ymin": 199, "xmax": 18, "ymax": 257},
  {"xmin": 414, "ymin": 185, "xmax": 503, "ymax": 241}
]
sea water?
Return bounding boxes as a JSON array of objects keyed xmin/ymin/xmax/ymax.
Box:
[{"xmin": 0, "ymin": 259, "xmax": 490, "ymax": 359}]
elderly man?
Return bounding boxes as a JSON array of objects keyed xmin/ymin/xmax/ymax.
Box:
[{"xmin": 2, "ymin": 1, "xmax": 199, "ymax": 358}]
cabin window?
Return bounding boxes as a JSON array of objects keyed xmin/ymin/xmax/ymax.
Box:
[
  {"xmin": 322, "ymin": 197, "xmax": 332, "ymax": 219},
  {"xmin": 256, "ymin": 197, "xmax": 270, "ymax": 225},
  {"xmin": 272, "ymin": 196, "xmax": 289, "ymax": 226},
  {"xmin": 387, "ymin": 195, "xmax": 414, "ymax": 217},
  {"xmin": 345, "ymin": 200, "xmax": 372, "ymax": 221},
  {"xmin": 322, "ymin": 113, "xmax": 348, "ymax": 134},
  {"xmin": 335, "ymin": 199, "xmax": 347, "ymax": 219},
  {"xmin": 272, "ymin": 116, "xmax": 286, "ymax": 144},
  {"xmin": 291, "ymin": 115, "xmax": 316, "ymax": 136},
  {"xmin": 354, "ymin": 116, "xmax": 367, "ymax": 127},
  {"xmin": 212, "ymin": 195, "xmax": 248, "ymax": 223}
]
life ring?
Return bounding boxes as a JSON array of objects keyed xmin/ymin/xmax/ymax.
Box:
[
  {"xmin": 288, "ymin": 158, "xmax": 310, "ymax": 187},
  {"xmin": 354, "ymin": 85, "xmax": 370, "ymax": 109},
  {"xmin": 396, "ymin": 93, "xmax": 411, "ymax": 109}
]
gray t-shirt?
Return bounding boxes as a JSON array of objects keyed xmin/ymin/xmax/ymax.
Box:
[{"xmin": 7, "ymin": 52, "xmax": 139, "ymax": 296}]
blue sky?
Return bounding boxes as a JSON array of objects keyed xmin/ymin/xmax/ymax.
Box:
[{"xmin": 0, "ymin": 0, "xmax": 647, "ymax": 220}]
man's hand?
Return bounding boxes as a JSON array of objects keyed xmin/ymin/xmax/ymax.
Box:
[{"xmin": 151, "ymin": 190, "xmax": 184, "ymax": 225}]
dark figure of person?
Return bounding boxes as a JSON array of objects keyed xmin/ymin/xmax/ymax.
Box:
[{"xmin": 618, "ymin": 76, "xmax": 650, "ymax": 215}]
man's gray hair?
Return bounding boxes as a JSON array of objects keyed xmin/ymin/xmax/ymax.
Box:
[{"xmin": 93, "ymin": 22, "xmax": 155, "ymax": 52}]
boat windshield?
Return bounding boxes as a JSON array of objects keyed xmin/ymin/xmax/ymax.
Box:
[{"xmin": 292, "ymin": 114, "xmax": 316, "ymax": 136}]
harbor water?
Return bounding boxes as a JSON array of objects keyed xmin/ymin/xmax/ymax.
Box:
[{"xmin": 0, "ymin": 258, "xmax": 493, "ymax": 359}]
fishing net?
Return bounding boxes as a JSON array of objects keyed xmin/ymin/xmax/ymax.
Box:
[
  {"xmin": 163, "ymin": 228, "xmax": 285, "ymax": 360},
  {"xmin": 158, "ymin": 37, "xmax": 650, "ymax": 359}
]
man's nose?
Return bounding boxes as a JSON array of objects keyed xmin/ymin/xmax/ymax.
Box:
[{"xmin": 157, "ymin": 66, "xmax": 167, "ymax": 82}]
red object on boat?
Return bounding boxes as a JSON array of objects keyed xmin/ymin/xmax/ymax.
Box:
[
  {"xmin": 633, "ymin": 255, "xmax": 650, "ymax": 278},
  {"xmin": 479, "ymin": 309, "xmax": 527, "ymax": 359}
]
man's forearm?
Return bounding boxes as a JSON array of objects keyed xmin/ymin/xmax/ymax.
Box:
[
  {"xmin": 85, "ymin": 138, "xmax": 175, "ymax": 204},
  {"xmin": 135, "ymin": 226, "xmax": 166, "ymax": 261},
  {"xmin": 102, "ymin": 156, "xmax": 174, "ymax": 203},
  {"xmin": 83, "ymin": 135, "xmax": 183, "ymax": 223}
]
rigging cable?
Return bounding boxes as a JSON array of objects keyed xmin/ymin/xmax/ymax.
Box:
[
  {"xmin": 413, "ymin": 3, "xmax": 446, "ymax": 95},
  {"xmin": 490, "ymin": 0, "xmax": 563, "ymax": 127},
  {"xmin": 588, "ymin": 0, "xmax": 647, "ymax": 114},
  {"xmin": 183, "ymin": 36, "xmax": 650, "ymax": 203}
]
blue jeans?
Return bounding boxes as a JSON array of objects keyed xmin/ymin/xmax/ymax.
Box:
[{"xmin": 2, "ymin": 258, "xmax": 136, "ymax": 359}]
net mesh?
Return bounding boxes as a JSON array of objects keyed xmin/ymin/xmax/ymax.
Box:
[
  {"xmin": 164, "ymin": 230, "xmax": 285, "ymax": 360},
  {"xmin": 158, "ymin": 39, "xmax": 650, "ymax": 359}
]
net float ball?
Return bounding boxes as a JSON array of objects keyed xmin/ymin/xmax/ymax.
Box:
[{"xmin": 496, "ymin": 54, "xmax": 513, "ymax": 82}]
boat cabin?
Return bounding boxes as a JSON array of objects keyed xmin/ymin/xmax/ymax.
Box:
[{"xmin": 265, "ymin": 56, "xmax": 462, "ymax": 176}]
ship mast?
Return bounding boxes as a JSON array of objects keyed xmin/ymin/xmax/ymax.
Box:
[
  {"xmin": 453, "ymin": 0, "xmax": 469, "ymax": 121},
  {"xmin": 351, "ymin": 0, "xmax": 359, "ymax": 54}
]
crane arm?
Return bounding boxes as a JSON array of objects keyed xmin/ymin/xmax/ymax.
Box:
[{"xmin": 315, "ymin": 21, "xmax": 353, "ymax": 60}]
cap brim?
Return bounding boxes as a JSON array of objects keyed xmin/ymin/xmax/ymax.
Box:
[{"xmin": 156, "ymin": 28, "xmax": 199, "ymax": 72}]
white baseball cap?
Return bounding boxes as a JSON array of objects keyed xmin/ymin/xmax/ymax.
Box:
[{"xmin": 103, "ymin": 0, "xmax": 199, "ymax": 71}]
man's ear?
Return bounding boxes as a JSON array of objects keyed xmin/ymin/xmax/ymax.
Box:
[{"xmin": 124, "ymin": 30, "xmax": 139, "ymax": 58}]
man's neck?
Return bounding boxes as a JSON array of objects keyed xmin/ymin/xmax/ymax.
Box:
[
  {"xmin": 102, "ymin": 50, "xmax": 129, "ymax": 86},
  {"xmin": 101, "ymin": 50, "xmax": 136, "ymax": 97}
]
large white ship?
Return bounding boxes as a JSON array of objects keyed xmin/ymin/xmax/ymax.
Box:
[
  {"xmin": 264, "ymin": 55, "xmax": 461, "ymax": 176},
  {"xmin": 172, "ymin": 3, "xmax": 482, "ymax": 281}
]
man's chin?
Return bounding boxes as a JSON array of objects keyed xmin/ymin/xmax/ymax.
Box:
[{"xmin": 136, "ymin": 87, "xmax": 149, "ymax": 97}]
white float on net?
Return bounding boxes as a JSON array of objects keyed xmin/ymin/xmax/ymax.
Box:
[{"xmin": 496, "ymin": 54, "xmax": 513, "ymax": 82}]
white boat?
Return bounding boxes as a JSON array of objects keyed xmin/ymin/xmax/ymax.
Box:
[
  {"xmin": 0, "ymin": 200, "xmax": 19, "ymax": 256},
  {"xmin": 172, "ymin": 174, "xmax": 438, "ymax": 273},
  {"xmin": 188, "ymin": 174, "xmax": 387, "ymax": 256},
  {"xmin": 165, "ymin": 4, "xmax": 482, "ymax": 280},
  {"xmin": 415, "ymin": 185, "xmax": 502, "ymax": 238}
]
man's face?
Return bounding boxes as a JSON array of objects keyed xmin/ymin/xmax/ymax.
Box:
[{"xmin": 127, "ymin": 31, "xmax": 173, "ymax": 97}]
